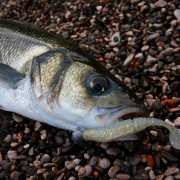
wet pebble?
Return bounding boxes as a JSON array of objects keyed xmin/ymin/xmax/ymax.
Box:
[
  {"xmin": 98, "ymin": 158, "xmax": 111, "ymax": 169},
  {"xmin": 65, "ymin": 161, "xmax": 76, "ymax": 170},
  {"xmin": 12, "ymin": 113, "xmax": 23, "ymax": 122},
  {"xmin": 78, "ymin": 167, "xmax": 86, "ymax": 176},
  {"xmin": 174, "ymin": 117, "xmax": 180, "ymax": 126},
  {"xmin": 89, "ymin": 156, "xmax": 97, "ymax": 166},
  {"xmin": 149, "ymin": 170, "xmax": 156, "ymax": 180},
  {"xmin": 37, "ymin": 168, "xmax": 47, "ymax": 175},
  {"xmin": 154, "ymin": 0, "xmax": 167, "ymax": 7},
  {"xmin": 109, "ymin": 32, "xmax": 120, "ymax": 46},
  {"xmin": 164, "ymin": 167, "xmax": 179, "ymax": 176},
  {"xmin": 84, "ymin": 165, "xmax": 92, "ymax": 176},
  {"xmin": 106, "ymin": 147, "xmax": 121, "ymax": 156},
  {"xmin": 174, "ymin": 9, "xmax": 180, "ymax": 20},
  {"xmin": 116, "ymin": 173, "xmax": 130, "ymax": 180},
  {"xmin": 34, "ymin": 121, "xmax": 41, "ymax": 131},
  {"xmin": 129, "ymin": 154, "xmax": 141, "ymax": 166},
  {"xmin": 10, "ymin": 171, "xmax": 20, "ymax": 179},
  {"xmin": 164, "ymin": 175, "xmax": 174, "ymax": 180},
  {"xmin": 7, "ymin": 150, "xmax": 17, "ymax": 160},
  {"xmin": 41, "ymin": 154, "xmax": 51, "ymax": 164},
  {"xmin": 123, "ymin": 54, "xmax": 134, "ymax": 66},
  {"xmin": 108, "ymin": 166, "xmax": 120, "ymax": 178}
]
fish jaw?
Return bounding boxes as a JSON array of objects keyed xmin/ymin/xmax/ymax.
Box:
[{"xmin": 81, "ymin": 103, "xmax": 149, "ymax": 129}]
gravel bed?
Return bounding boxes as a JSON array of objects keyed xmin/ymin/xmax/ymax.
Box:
[{"xmin": 0, "ymin": 0, "xmax": 179, "ymax": 179}]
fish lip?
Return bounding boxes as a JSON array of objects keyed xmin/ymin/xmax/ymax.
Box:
[{"xmin": 97, "ymin": 104, "xmax": 149, "ymax": 125}]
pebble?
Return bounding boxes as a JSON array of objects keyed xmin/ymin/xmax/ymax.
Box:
[
  {"xmin": 161, "ymin": 151, "xmax": 178, "ymax": 162},
  {"xmin": 164, "ymin": 167, "xmax": 179, "ymax": 176},
  {"xmin": 40, "ymin": 130, "xmax": 47, "ymax": 140},
  {"xmin": 78, "ymin": 167, "xmax": 86, "ymax": 176},
  {"xmin": 4, "ymin": 134, "xmax": 12, "ymax": 143},
  {"xmin": 10, "ymin": 142, "xmax": 18, "ymax": 147},
  {"xmin": 146, "ymin": 33, "xmax": 160, "ymax": 42},
  {"xmin": 84, "ymin": 153, "xmax": 90, "ymax": 160},
  {"xmin": 116, "ymin": 173, "xmax": 130, "ymax": 180},
  {"xmin": 65, "ymin": 161, "xmax": 76, "ymax": 169},
  {"xmin": 123, "ymin": 54, "xmax": 134, "ymax": 66},
  {"xmin": 34, "ymin": 121, "xmax": 41, "ymax": 131},
  {"xmin": 99, "ymin": 158, "xmax": 111, "ymax": 169},
  {"xmin": 84, "ymin": 165, "xmax": 92, "ymax": 176},
  {"xmin": 37, "ymin": 168, "xmax": 47, "ymax": 175},
  {"xmin": 108, "ymin": 166, "xmax": 120, "ymax": 178},
  {"xmin": 156, "ymin": 174, "xmax": 164, "ymax": 180},
  {"xmin": 150, "ymin": 130, "xmax": 158, "ymax": 137},
  {"xmin": 41, "ymin": 154, "xmax": 51, "ymax": 164},
  {"xmin": 7, "ymin": 150, "xmax": 17, "ymax": 160},
  {"xmin": 174, "ymin": 172, "xmax": 180, "ymax": 179},
  {"xmin": 174, "ymin": 9, "xmax": 180, "ymax": 20},
  {"xmin": 141, "ymin": 45, "xmax": 149, "ymax": 51},
  {"xmin": 174, "ymin": 117, "xmax": 180, "ymax": 126},
  {"xmin": 164, "ymin": 175, "xmax": 174, "ymax": 180},
  {"xmin": 12, "ymin": 113, "xmax": 23, "ymax": 122},
  {"xmin": 154, "ymin": 0, "xmax": 167, "ymax": 7},
  {"xmin": 109, "ymin": 32, "xmax": 120, "ymax": 46},
  {"xmin": 10, "ymin": 171, "xmax": 20, "ymax": 179},
  {"xmin": 149, "ymin": 170, "xmax": 156, "ymax": 180},
  {"xmin": 89, "ymin": 156, "xmax": 97, "ymax": 166},
  {"xmin": 129, "ymin": 154, "xmax": 141, "ymax": 166},
  {"xmin": 106, "ymin": 148, "xmax": 121, "ymax": 156}
]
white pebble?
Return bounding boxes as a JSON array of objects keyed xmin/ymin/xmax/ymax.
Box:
[
  {"xmin": 12, "ymin": 113, "xmax": 24, "ymax": 122},
  {"xmin": 123, "ymin": 54, "xmax": 134, "ymax": 66},
  {"xmin": 174, "ymin": 117, "xmax": 180, "ymax": 126},
  {"xmin": 174, "ymin": 9, "xmax": 180, "ymax": 20}
]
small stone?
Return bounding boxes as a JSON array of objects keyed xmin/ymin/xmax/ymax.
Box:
[
  {"xmin": 40, "ymin": 130, "xmax": 47, "ymax": 140},
  {"xmin": 4, "ymin": 134, "xmax": 12, "ymax": 143},
  {"xmin": 29, "ymin": 147, "xmax": 34, "ymax": 156},
  {"xmin": 164, "ymin": 175, "xmax": 174, "ymax": 180},
  {"xmin": 69, "ymin": 177, "xmax": 76, "ymax": 180},
  {"xmin": 100, "ymin": 142, "xmax": 109, "ymax": 149},
  {"xmin": 34, "ymin": 121, "xmax": 41, "ymax": 131},
  {"xmin": 161, "ymin": 151, "xmax": 178, "ymax": 162},
  {"xmin": 84, "ymin": 153, "xmax": 90, "ymax": 160},
  {"xmin": 37, "ymin": 168, "xmax": 47, "ymax": 175},
  {"xmin": 150, "ymin": 130, "xmax": 158, "ymax": 137},
  {"xmin": 130, "ymin": 0, "xmax": 140, "ymax": 4},
  {"xmin": 174, "ymin": 172, "xmax": 180, "ymax": 179},
  {"xmin": 7, "ymin": 150, "xmax": 17, "ymax": 160},
  {"xmin": 12, "ymin": 113, "xmax": 24, "ymax": 122},
  {"xmin": 146, "ymin": 33, "xmax": 160, "ymax": 42},
  {"xmin": 106, "ymin": 147, "xmax": 121, "ymax": 156},
  {"xmin": 78, "ymin": 167, "xmax": 86, "ymax": 176},
  {"xmin": 84, "ymin": 165, "xmax": 92, "ymax": 176},
  {"xmin": 109, "ymin": 32, "xmax": 120, "ymax": 46},
  {"xmin": 174, "ymin": 9, "xmax": 180, "ymax": 20},
  {"xmin": 141, "ymin": 45, "xmax": 149, "ymax": 51},
  {"xmin": 154, "ymin": 0, "xmax": 167, "ymax": 7},
  {"xmin": 156, "ymin": 174, "xmax": 164, "ymax": 180},
  {"xmin": 164, "ymin": 167, "xmax": 179, "ymax": 176},
  {"xmin": 61, "ymin": 31, "xmax": 69, "ymax": 39},
  {"xmin": 116, "ymin": 173, "xmax": 130, "ymax": 180},
  {"xmin": 146, "ymin": 99, "xmax": 156, "ymax": 107},
  {"xmin": 65, "ymin": 161, "xmax": 76, "ymax": 169},
  {"xmin": 123, "ymin": 54, "xmax": 134, "ymax": 66},
  {"xmin": 149, "ymin": 170, "xmax": 156, "ymax": 180},
  {"xmin": 129, "ymin": 154, "xmax": 141, "ymax": 166},
  {"xmin": 174, "ymin": 117, "xmax": 180, "ymax": 126},
  {"xmin": 52, "ymin": 166, "xmax": 60, "ymax": 175},
  {"xmin": 108, "ymin": 166, "xmax": 120, "ymax": 178},
  {"xmin": 23, "ymin": 144, "xmax": 30, "ymax": 149},
  {"xmin": 99, "ymin": 158, "xmax": 111, "ymax": 169},
  {"xmin": 73, "ymin": 159, "xmax": 81, "ymax": 165},
  {"xmin": 89, "ymin": 156, "xmax": 97, "ymax": 166},
  {"xmin": 10, "ymin": 142, "xmax": 18, "ymax": 147},
  {"xmin": 41, "ymin": 154, "xmax": 51, "ymax": 164},
  {"xmin": 10, "ymin": 171, "xmax": 20, "ymax": 179}
]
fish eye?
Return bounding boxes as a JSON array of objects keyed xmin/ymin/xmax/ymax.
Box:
[{"xmin": 87, "ymin": 75, "xmax": 109, "ymax": 95}]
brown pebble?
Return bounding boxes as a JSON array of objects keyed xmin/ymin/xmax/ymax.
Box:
[
  {"xmin": 156, "ymin": 174, "xmax": 164, "ymax": 180},
  {"xmin": 12, "ymin": 113, "xmax": 24, "ymax": 122},
  {"xmin": 52, "ymin": 166, "xmax": 60, "ymax": 175},
  {"xmin": 164, "ymin": 175, "xmax": 174, "ymax": 180},
  {"xmin": 164, "ymin": 167, "xmax": 179, "ymax": 176},
  {"xmin": 116, "ymin": 173, "xmax": 130, "ymax": 180},
  {"xmin": 108, "ymin": 166, "xmax": 120, "ymax": 178},
  {"xmin": 78, "ymin": 167, "xmax": 86, "ymax": 176},
  {"xmin": 10, "ymin": 171, "xmax": 20, "ymax": 179},
  {"xmin": 37, "ymin": 168, "xmax": 47, "ymax": 175}
]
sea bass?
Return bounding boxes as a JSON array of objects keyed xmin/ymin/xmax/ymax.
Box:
[{"xmin": 0, "ymin": 19, "xmax": 147, "ymax": 132}]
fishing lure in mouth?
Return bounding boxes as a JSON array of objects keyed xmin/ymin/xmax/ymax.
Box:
[{"xmin": 72, "ymin": 117, "xmax": 180, "ymax": 150}]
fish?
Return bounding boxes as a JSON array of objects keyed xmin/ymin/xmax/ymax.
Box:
[
  {"xmin": 81, "ymin": 117, "xmax": 180, "ymax": 150},
  {"xmin": 0, "ymin": 19, "xmax": 148, "ymax": 133}
]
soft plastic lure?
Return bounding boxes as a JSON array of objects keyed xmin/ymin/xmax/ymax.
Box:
[{"xmin": 81, "ymin": 118, "xmax": 180, "ymax": 150}]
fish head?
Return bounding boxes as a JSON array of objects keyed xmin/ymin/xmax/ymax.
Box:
[{"xmin": 31, "ymin": 49, "xmax": 148, "ymax": 130}]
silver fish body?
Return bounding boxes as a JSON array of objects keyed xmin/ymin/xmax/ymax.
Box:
[{"xmin": 0, "ymin": 20, "xmax": 148, "ymax": 132}]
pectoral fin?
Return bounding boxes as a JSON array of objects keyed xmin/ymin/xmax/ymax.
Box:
[{"xmin": 0, "ymin": 63, "xmax": 25, "ymax": 89}]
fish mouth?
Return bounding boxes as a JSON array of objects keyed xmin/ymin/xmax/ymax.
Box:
[{"xmin": 97, "ymin": 104, "xmax": 149, "ymax": 126}]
